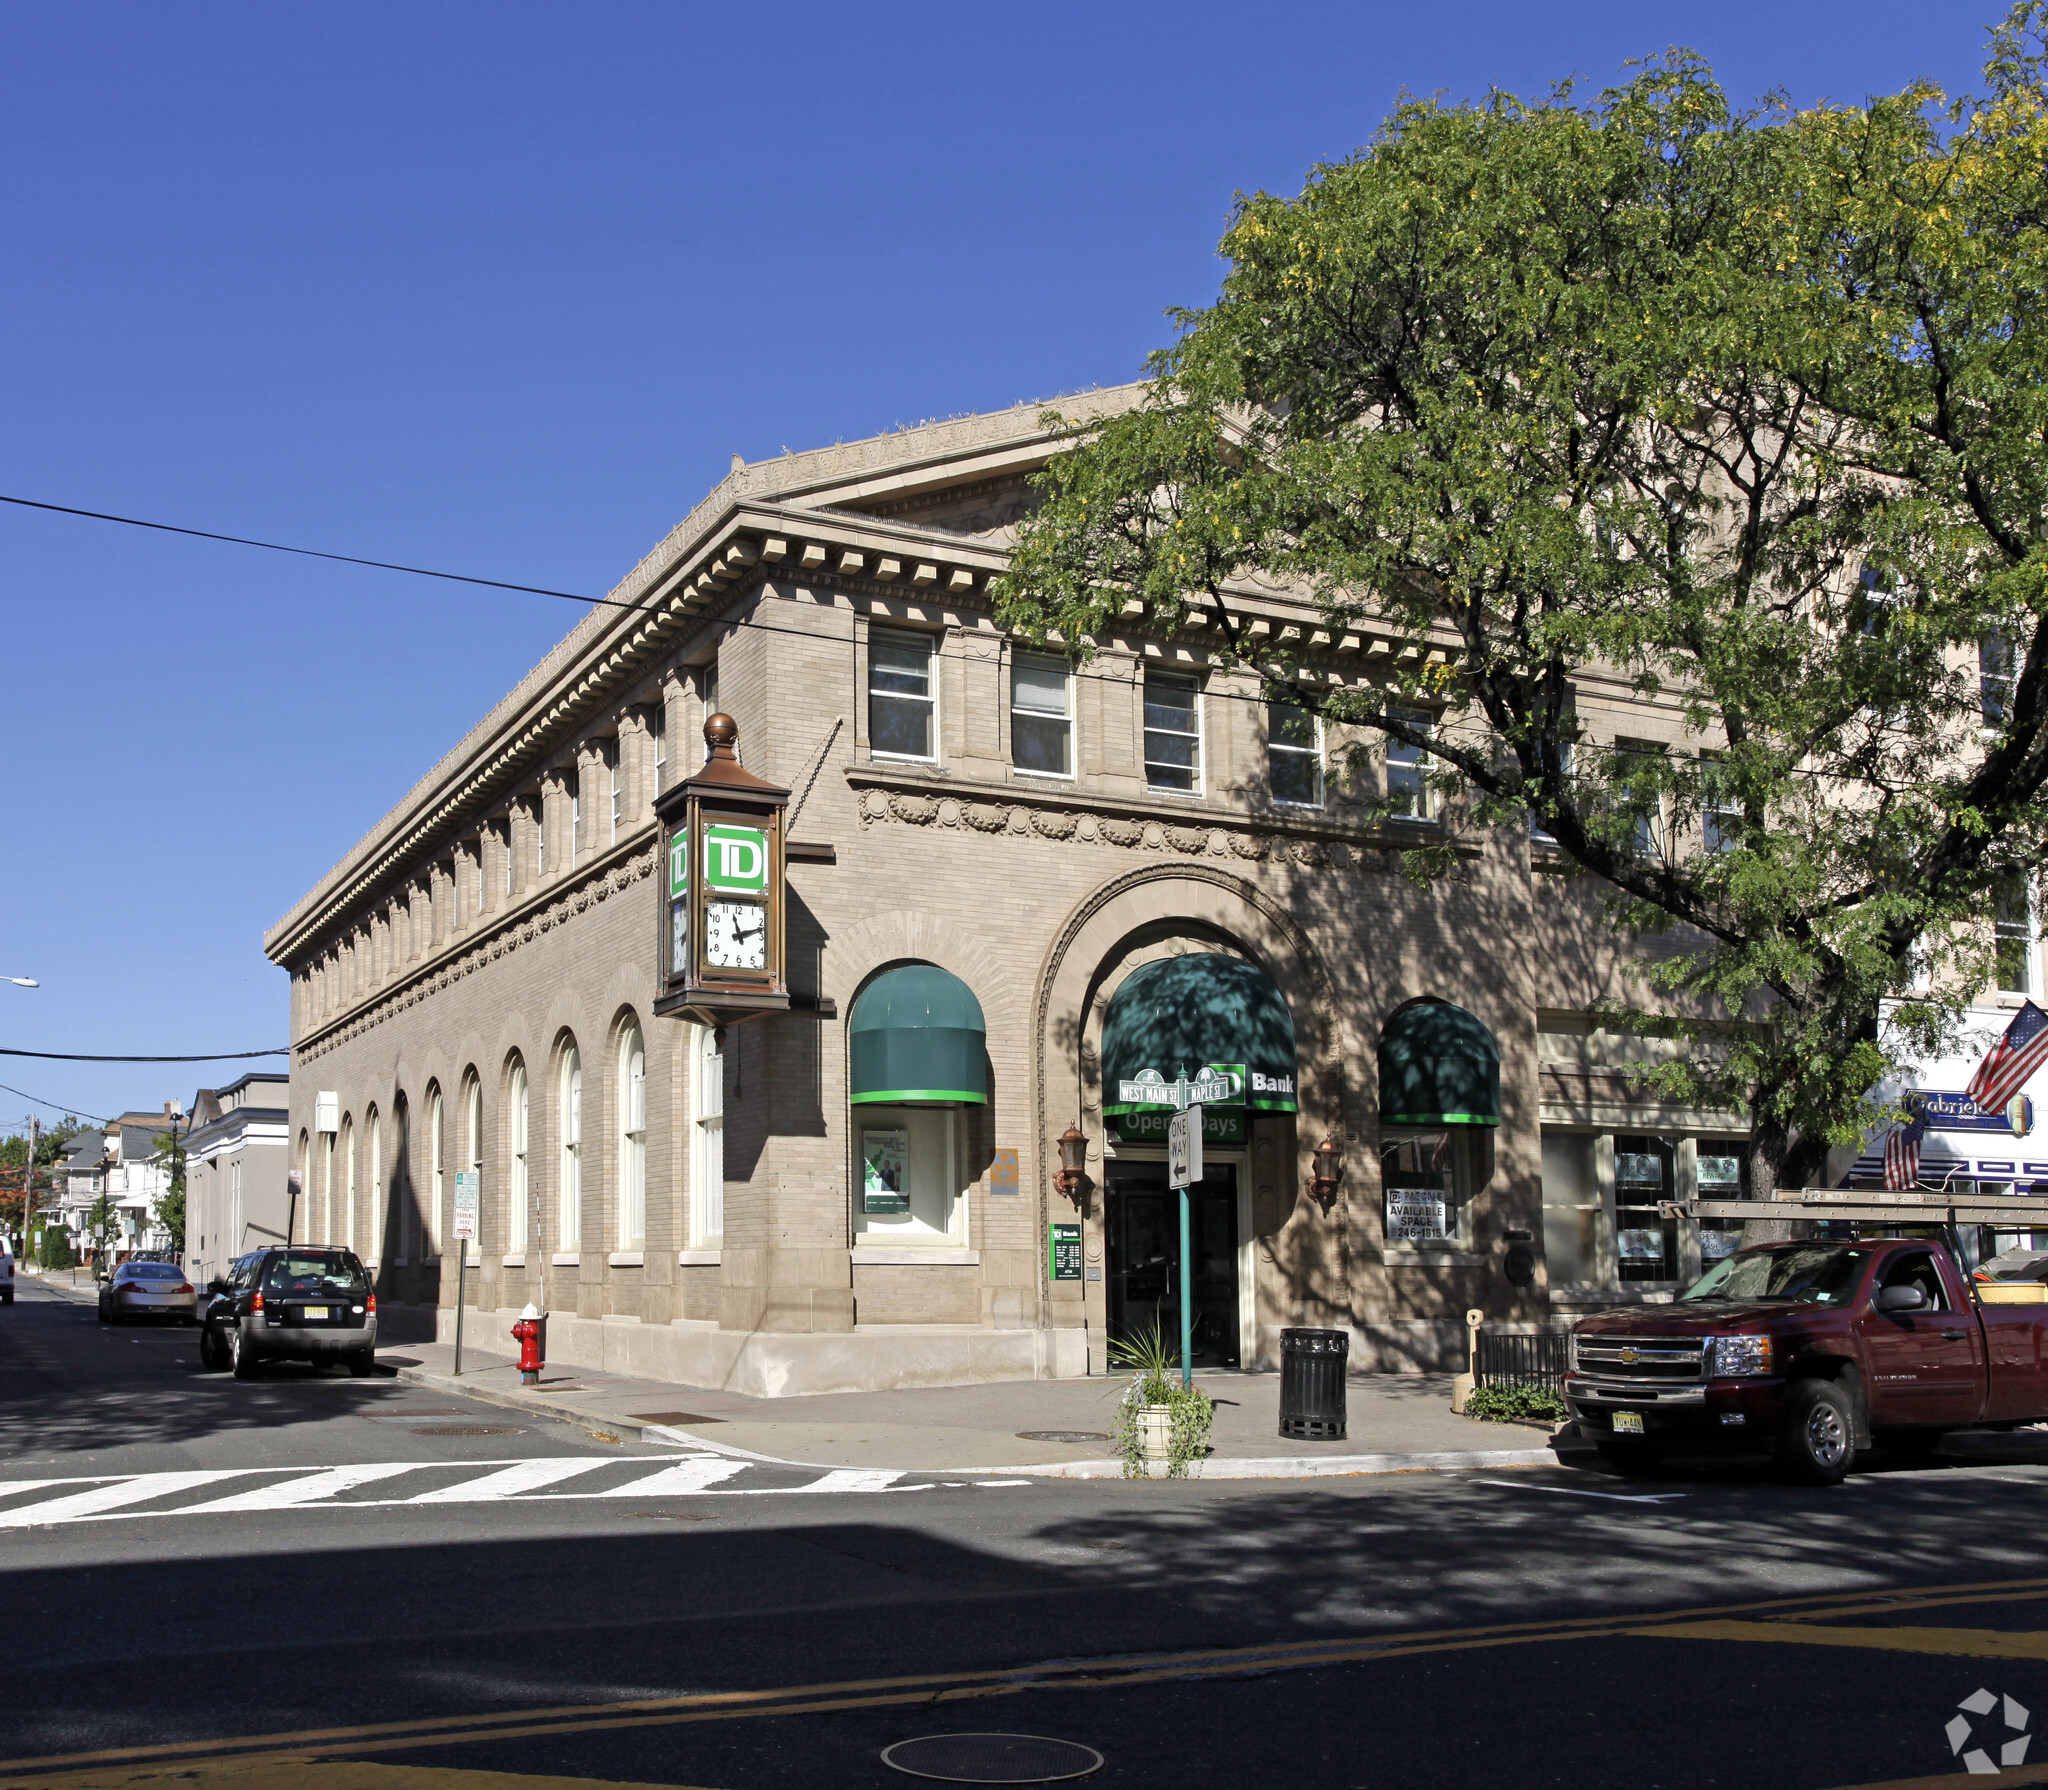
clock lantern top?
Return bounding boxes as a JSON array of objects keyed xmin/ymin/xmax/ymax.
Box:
[{"xmin": 652, "ymin": 713, "xmax": 792, "ymax": 1030}]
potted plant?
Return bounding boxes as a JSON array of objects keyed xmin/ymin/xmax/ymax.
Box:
[{"xmin": 1108, "ymin": 1321, "xmax": 1215, "ymax": 1479}]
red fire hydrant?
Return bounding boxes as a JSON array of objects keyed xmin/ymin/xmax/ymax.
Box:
[{"xmin": 512, "ymin": 1303, "xmax": 544, "ymax": 1386}]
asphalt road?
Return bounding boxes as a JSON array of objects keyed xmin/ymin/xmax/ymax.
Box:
[{"xmin": 6, "ymin": 1274, "xmax": 2048, "ymax": 1790}]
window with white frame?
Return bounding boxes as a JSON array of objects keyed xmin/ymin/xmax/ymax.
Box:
[
  {"xmin": 1011, "ymin": 653, "xmax": 1073, "ymax": 776},
  {"xmin": 567, "ymin": 769, "xmax": 581, "ymax": 868},
  {"xmin": 366, "ymin": 1107, "xmax": 382, "ymax": 1262},
  {"xmin": 464, "ymin": 1077, "xmax": 482, "ymax": 1245},
  {"xmin": 1700, "ymin": 752, "xmax": 1741, "ymax": 856},
  {"xmin": 1267, "ymin": 701, "xmax": 1322, "ymax": 807},
  {"xmin": 1997, "ymin": 876, "xmax": 2037, "ymax": 996},
  {"xmin": 427, "ymin": 1086, "xmax": 443, "ymax": 1254},
  {"xmin": 1143, "ymin": 671, "xmax": 1201, "ymax": 793},
  {"xmin": 651, "ymin": 703, "xmax": 667, "ymax": 792},
  {"xmin": 702, "ymin": 660, "xmax": 719, "ymax": 724},
  {"xmin": 694, "ymin": 1027, "xmax": 724, "ymax": 1245},
  {"xmin": 508, "ymin": 1062, "xmax": 529, "ymax": 1253},
  {"xmin": 1615, "ymin": 738, "xmax": 1665, "ymax": 859},
  {"xmin": 322, "ymin": 1130, "xmax": 336, "ymax": 1245},
  {"xmin": 1385, "ymin": 708, "xmax": 1434, "ymax": 820},
  {"xmin": 854, "ymin": 1107, "xmax": 971, "ymax": 1245},
  {"xmin": 1984, "ymin": 630, "xmax": 2018, "ymax": 726},
  {"xmin": 559, "ymin": 1043, "xmax": 582, "ymax": 1250},
  {"xmin": 534, "ymin": 795, "xmax": 547, "ymax": 880},
  {"xmin": 869, "ymin": 629, "xmax": 937, "ymax": 759},
  {"xmin": 341, "ymin": 1117, "xmax": 355, "ymax": 1250},
  {"xmin": 607, "ymin": 739, "xmax": 622, "ymax": 845},
  {"xmin": 619, "ymin": 1022, "xmax": 646, "ymax": 1248},
  {"xmin": 1381, "ymin": 1130, "xmax": 1466, "ymax": 1246}
]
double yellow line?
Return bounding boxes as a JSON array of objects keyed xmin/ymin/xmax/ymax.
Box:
[{"xmin": 7, "ymin": 1572, "xmax": 2048, "ymax": 1785}]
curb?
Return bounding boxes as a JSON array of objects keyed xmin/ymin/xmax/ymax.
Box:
[{"xmin": 393, "ymin": 1363, "xmax": 1565, "ymax": 1481}]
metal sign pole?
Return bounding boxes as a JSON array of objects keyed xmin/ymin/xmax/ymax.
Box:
[
  {"xmin": 1166, "ymin": 1079, "xmax": 1206, "ymax": 1392},
  {"xmin": 453, "ymin": 1237, "xmax": 467, "ymax": 1377}
]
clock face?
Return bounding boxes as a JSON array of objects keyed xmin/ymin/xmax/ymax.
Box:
[
  {"xmin": 704, "ymin": 899, "xmax": 767, "ymax": 971},
  {"xmin": 669, "ymin": 898, "xmax": 689, "ymax": 979}
]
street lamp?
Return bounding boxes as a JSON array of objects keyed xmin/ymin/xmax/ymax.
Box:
[
  {"xmin": 1307, "ymin": 1134, "xmax": 1345, "ymax": 1212},
  {"xmin": 1053, "ymin": 1123, "xmax": 1090, "ymax": 1201},
  {"xmin": 4, "ymin": 977, "xmax": 36, "ymax": 988}
]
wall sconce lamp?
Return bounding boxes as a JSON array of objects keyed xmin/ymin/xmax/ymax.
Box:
[
  {"xmin": 1053, "ymin": 1123, "xmax": 1090, "ymax": 1200},
  {"xmin": 1307, "ymin": 1134, "xmax": 1345, "ymax": 1212}
]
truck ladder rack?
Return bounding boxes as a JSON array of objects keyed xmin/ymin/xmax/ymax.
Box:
[{"xmin": 1684, "ymin": 1192, "xmax": 2048, "ymax": 1225}]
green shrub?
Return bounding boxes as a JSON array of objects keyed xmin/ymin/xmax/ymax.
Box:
[
  {"xmin": 36, "ymin": 1227, "xmax": 74, "ymax": 1270},
  {"xmin": 1465, "ymin": 1382, "xmax": 1566, "ymax": 1424},
  {"xmin": 1109, "ymin": 1320, "xmax": 1215, "ymax": 1478}
]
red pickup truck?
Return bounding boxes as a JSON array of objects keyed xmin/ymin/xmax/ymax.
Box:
[{"xmin": 1562, "ymin": 1238, "xmax": 2048, "ymax": 1484}]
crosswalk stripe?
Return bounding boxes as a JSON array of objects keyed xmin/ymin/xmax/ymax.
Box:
[
  {"xmin": 0, "ymin": 1469, "xmax": 251, "ymax": 1529},
  {"xmin": 782, "ymin": 1469, "xmax": 908, "ymax": 1495},
  {"xmin": 171, "ymin": 1463, "xmax": 425, "ymax": 1514},
  {"xmin": 583, "ymin": 1457, "xmax": 749, "ymax": 1496},
  {"xmin": 408, "ymin": 1459, "xmax": 618, "ymax": 1502}
]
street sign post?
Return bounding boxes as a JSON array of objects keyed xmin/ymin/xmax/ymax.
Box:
[
  {"xmin": 1166, "ymin": 1107, "xmax": 1201, "ymax": 1190},
  {"xmin": 452, "ymin": 1170, "xmax": 479, "ymax": 1376}
]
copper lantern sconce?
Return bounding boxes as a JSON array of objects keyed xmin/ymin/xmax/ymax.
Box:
[
  {"xmin": 1308, "ymin": 1134, "xmax": 1344, "ymax": 1211},
  {"xmin": 1053, "ymin": 1123, "xmax": 1090, "ymax": 1201}
]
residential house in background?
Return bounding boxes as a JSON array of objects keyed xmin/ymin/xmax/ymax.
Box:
[{"xmin": 183, "ymin": 1072, "xmax": 291, "ymax": 1288}]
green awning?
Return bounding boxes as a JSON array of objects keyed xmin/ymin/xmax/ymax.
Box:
[
  {"xmin": 1101, "ymin": 955, "xmax": 1297, "ymax": 1115},
  {"xmin": 849, "ymin": 964, "xmax": 988, "ymax": 1105},
  {"xmin": 1379, "ymin": 998, "xmax": 1499, "ymax": 1127}
]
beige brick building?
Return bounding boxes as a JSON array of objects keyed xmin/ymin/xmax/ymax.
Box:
[{"xmin": 265, "ymin": 386, "xmax": 1751, "ymax": 1395}]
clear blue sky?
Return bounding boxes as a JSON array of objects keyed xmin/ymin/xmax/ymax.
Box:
[{"xmin": 0, "ymin": 0, "xmax": 1992, "ymax": 1128}]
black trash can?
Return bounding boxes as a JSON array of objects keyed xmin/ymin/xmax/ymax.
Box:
[{"xmin": 1278, "ymin": 1327, "xmax": 1349, "ymax": 1441}]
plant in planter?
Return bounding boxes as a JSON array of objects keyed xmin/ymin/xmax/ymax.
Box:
[
  {"xmin": 1108, "ymin": 1321, "xmax": 1215, "ymax": 1478},
  {"xmin": 1463, "ymin": 1383, "xmax": 1567, "ymax": 1425}
]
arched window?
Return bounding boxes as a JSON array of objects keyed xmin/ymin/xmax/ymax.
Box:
[
  {"xmin": 694, "ymin": 1027, "xmax": 724, "ymax": 1246},
  {"xmin": 427, "ymin": 1085, "xmax": 444, "ymax": 1255},
  {"xmin": 559, "ymin": 1042, "xmax": 582, "ymax": 1251},
  {"xmin": 464, "ymin": 1074, "xmax": 483, "ymax": 1245},
  {"xmin": 322, "ymin": 1127, "xmax": 336, "ymax": 1245},
  {"xmin": 295, "ymin": 1130, "xmax": 310, "ymax": 1249},
  {"xmin": 365, "ymin": 1106, "xmax": 382, "ymax": 1263},
  {"xmin": 619, "ymin": 1021, "xmax": 646, "ymax": 1248},
  {"xmin": 340, "ymin": 1116, "xmax": 356, "ymax": 1250},
  {"xmin": 392, "ymin": 1095, "xmax": 411, "ymax": 1261},
  {"xmin": 508, "ymin": 1060, "xmax": 529, "ymax": 1254}
]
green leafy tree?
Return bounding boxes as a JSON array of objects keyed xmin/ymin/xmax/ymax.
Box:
[
  {"xmin": 151, "ymin": 1124, "xmax": 188, "ymax": 1254},
  {"xmin": 995, "ymin": 13, "xmax": 2048, "ymax": 1192},
  {"xmin": 1, "ymin": 1117, "xmax": 92, "ymax": 1252}
]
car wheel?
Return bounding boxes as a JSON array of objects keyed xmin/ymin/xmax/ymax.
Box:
[
  {"xmin": 198, "ymin": 1324, "xmax": 230, "ymax": 1372},
  {"xmin": 228, "ymin": 1325, "xmax": 263, "ymax": 1380},
  {"xmin": 347, "ymin": 1349, "xmax": 375, "ymax": 1378},
  {"xmin": 1778, "ymin": 1378, "xmax": 1857, "ymax": 1485},
  {"xmin": 1595, "ymin": 1440, "xmax": 1665, "ymax": 1476}
]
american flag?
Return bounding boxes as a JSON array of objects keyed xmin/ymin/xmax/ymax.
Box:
[
  {"xmin": 1966, "ymin": 1000, "xmax": 2048, "ymax": 1118},
  {"xmin": 1883, "ymin": 1111, "xmax": 1927, "ymax": 1191}
]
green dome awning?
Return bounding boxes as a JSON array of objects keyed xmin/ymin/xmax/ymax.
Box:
[
  {"xmin": 1101, "ymin": 955, "xmax": 1297, "ymax": 1115},
  {"xmin": 1378, "ymin": 998, "xmax": 1499, "ymax": 1127},
  {"xmin": 849, "ymin": 964, "xmax": 988, "ymax": 1105}
]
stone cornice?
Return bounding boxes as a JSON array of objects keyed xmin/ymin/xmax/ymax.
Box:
[{"xmin": 293, "ymin": 829, "xmax": 658, "ymax": 1061}]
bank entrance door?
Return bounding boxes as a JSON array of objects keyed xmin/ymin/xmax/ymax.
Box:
[{"xmin": 1106, "ymin": 1158, "xmax": 1240, "ymax": 1368}]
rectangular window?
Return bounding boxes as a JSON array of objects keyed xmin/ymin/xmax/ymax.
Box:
[
  {"xmin": 1143, "ymin": 672, "xmax": 1202, "ymax": 793},
  {"xmin": 651, "ymin": 704, "xmax": 667, "ymax": 791},
  {"xmin": 1381, "ymin": 1131, "xmax": 1462, "ymax": 1246},
  {"xmin": 567, "ymin": 770, "xmax": 581, "ymax": 868},
  {"xmin": 1267, "ymin": 701, "xmax": 1322, "ymax": 807},
  {"xmin": 1385, "ymin": 708, "xmax": 1433, "ymax": 820},
  {"xmin": 607, "ymin": 739, "xmax": 621, "ymax": 844},
  {"xmin": 1997, "ymin": 878, "xmax": 2036, "ymax": 995},
  {"xmin": 1700, "ymin": 752, "xmax": 1740, "ymax": 856},
  {"xmin": 534, "ymin": 797, "xmax": 547, "ymax": 880},
  {"xmin": 1984, "ymin": 631, "xmax": 2018, "ymax": 726},
  {"xmin": 1010, "ymin": 653, "xmax": 1072, "ymax": 777},
  {"xmin": 1616, "ymin": 738, "xmax": 1664, "ymax": 860},
  {"xmin": 695, "ymin": 1028, "xmax": 724, "ymax": 1246},
  {"xmin": 853, "ymin": 1106, "xmax": 969, "ymax": 1243},
  {"xmin": 869, "ymin": 630, "xmax": 936, "ymax": 759},
  {"xmin": 702, "ymin": 661, "xmax": 719, "ymax": 724}
]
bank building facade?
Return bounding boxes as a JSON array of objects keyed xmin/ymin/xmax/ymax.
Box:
[{"xmin": 266, "ymin": 384, "xmax": 1760, "ymax": 1396}]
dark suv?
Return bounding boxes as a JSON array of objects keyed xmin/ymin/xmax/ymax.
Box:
[{"xmin": 198, "ymin": 1246, "xmax": 378, "ymax": 1379}]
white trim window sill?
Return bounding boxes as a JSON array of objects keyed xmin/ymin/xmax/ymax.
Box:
[
  {"xmin": 608, "ymin": 1251, "xmax": 644, "ymax": 1268},
  {"xmin": 852, "ymin": 1246, "xmax": 980, "ymax": 1266},
  {"xmin": 500, "ymin": 1255, "xmax": 526, "ymax": 1268},
  {"xmin": 678, "ymin": 1249, "xmax": 722, "ymax": 1266},
  {"xmin": 550, "ymin": 1253, "xmax": 581, "ymax": 1267}
]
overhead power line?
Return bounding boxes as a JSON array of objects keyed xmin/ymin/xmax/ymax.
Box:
[{"xmin": 0, "ymin": 1047, "xmax": 288, "ymax": 1063}]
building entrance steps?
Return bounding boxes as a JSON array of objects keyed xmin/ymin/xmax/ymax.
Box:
[{"xmin": 386, "ymin": 1341, "xmax": 1557, "ymax": 1478}]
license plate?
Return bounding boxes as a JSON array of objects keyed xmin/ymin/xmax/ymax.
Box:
[
  {"xmin": 1611, "ymin": 1411, "xmax": 1644, "ymax": 1435},
  {"xmin": 301, "ymin": 1306, "xmax": 328, "ymax": 1321}
]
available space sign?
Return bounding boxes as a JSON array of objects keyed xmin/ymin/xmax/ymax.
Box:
[{"xmin": 1385, "ymin": 1186, "xmax": 1447, "ymax": 1242}]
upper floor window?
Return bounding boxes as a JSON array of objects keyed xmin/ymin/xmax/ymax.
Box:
[
  {"xmin": 567, "ymin": 769, "xmax": 581, "ymax": 867},
  {"xmin": 1615, "ymin": 738, "xmax": 1665, "ymax": 859},
  {"xmin": 650, "ymin": 703, "xmax": 667, "ymax": 791},
  {"xmin": 1011, "ymin": 653, "xmax": 1072, "ymax": 777},
  {"xmin": 1700, "ymin": 752, "xmax": 1740, "ymax": 855},
  {"xmin": 607, "ymin": 739, "xmax": 622, "ymax": 844},
  {"xmin": 1386, "ymin": 708, "xmax": 1434, "ymax": 821},
  {"xmin": 1267, "ymin": 701, "xmax": 1322, "ymax": 807},
  {"xmin": 1983, "ymin": 631, "xmax": 2018, "ymax": 727},
  {"xmin": 1997, "ymin": 877, "xmax": 2037, "ymax": 996},
  {"xmin": 534, "ymin": 796, "xmax": 547, "ymax": 880},
  {"xmin": 870, "ymin": 630, "xmax": 936, "ymax": 759},
  {"xmin": 1143, "ymin": 671, "xmax": 1202, "ymax": 794}
]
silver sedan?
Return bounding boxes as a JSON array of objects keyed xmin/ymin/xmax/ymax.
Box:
[{"xmin": 98, "ymin": 1262, "xmax": 199, "ymax": 1324}]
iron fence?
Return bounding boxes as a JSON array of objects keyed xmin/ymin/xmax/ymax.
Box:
[{"xmin": 1474, "ymin": 1329, "xmax": 1572, "ymax": 1391}]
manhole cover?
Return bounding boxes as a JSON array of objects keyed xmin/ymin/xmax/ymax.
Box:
[
  {"xmin": 881, "ymin": 1733, "xmax": 1102, "ymax": 1783},
  {"xmin": 411, "ymin": 1424, "xmax": 522, "ymax": 1436},
  {"xmin": 632, "ymin": 1411, "xmax": 725, "ymax": 1425},
  {"xmin": 1015, "ymin": 1431, "xmax": 1110, "ymax": 1445}
]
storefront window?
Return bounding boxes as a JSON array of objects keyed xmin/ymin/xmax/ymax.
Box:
[
  {"xmin": 855, "ymin": 1106, "xmax": 969, "ymax": 1243},
  {"xmin": 1615, "ymin": 1135, "xmax": 1677, "ymax": 1280},
  {"xmin": 1381, "ymin": 1130, "xmax": 1462, "ymax": 1246}
]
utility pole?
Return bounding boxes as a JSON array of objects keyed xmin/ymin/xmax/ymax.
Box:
[{"xmin": 20, "ymin": 1113, "xmax": 36, "ymax": 1264}]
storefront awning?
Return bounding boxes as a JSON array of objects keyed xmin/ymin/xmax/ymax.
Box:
[
  {"xmin": 1101, "ymin": 955, "xmax": 1297, "ymax": 1116},
  {"xmin": 1379, "ymin": 998, "xmax": 1499, "ymax": 1127},
  {"xmin": 849, "ymin": 964, "xmax": 987, "ymax": 1105}
]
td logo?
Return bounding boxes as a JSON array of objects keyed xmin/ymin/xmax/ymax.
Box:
[{"xmin": 704, "ymin": 824, "xmax": 768, "ymax": 893}]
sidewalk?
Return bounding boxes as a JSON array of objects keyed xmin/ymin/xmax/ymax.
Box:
[{"xmin": 387, "ymin": 1338, "xmax": 1560, "ymax": 1479}]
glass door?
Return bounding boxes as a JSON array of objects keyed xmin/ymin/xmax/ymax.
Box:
[{"xmin": 1106, "ymin": 1158, "xmax": 1240, "ymax": 1367}]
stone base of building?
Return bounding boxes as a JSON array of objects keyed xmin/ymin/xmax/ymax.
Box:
[{"xmin": 431, "ymin": 1305, "xmax": 1094, "ymax": 1398}]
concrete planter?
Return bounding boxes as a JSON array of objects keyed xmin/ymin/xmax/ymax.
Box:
[{"xmin": 1137, "ymin": 1404, "xmax": 1174, "ymax": 1477}]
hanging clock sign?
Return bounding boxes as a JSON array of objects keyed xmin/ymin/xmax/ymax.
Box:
[{"xmin": 653, "ymin": 713, "xmax": 791, "ymax": 1029}]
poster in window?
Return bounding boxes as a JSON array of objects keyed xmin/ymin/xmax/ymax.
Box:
[
  {"xmin": 1615, "ymin": 1152, "xmax": 1665, "ymax": 1188},
  {"xmin": 1696, "ymin": 1154, "xmax": 1740, "ymax": 1190},
  {"xmin": 861, "ymin": 1130, "xmax": 910, "ymax": 1215},
  {"xmin": 1618, "ymin": 1226, "xmax": 1665, "ymax": 1260},
  {"xmin": 1385, "ymin": 1186, "xmax": 1448, "ymax": 1242}
]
